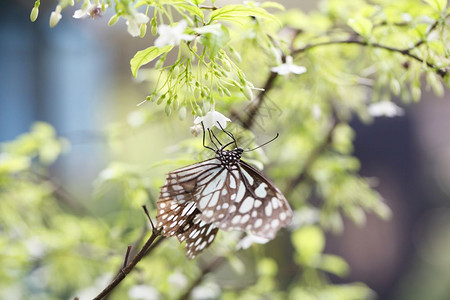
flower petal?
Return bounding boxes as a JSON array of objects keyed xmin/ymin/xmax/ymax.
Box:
[
  {"xmin": 193, "ymin": 111, "xmax": 231, "ymax": 130},
  {"xmin": 126, "ymin": 20, "xmax": 140, "ymax": 37},
  {"xmin": 73, "ymin": 9, "xmax": 88, "ymax": 19}
]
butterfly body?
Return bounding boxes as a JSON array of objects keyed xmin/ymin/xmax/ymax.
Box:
[{"xmin": 157, "ymin": 145, "xmax": 293, "ymax": 258}]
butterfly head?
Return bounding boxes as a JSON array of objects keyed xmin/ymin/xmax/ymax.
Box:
[{"xmin": 216, "ymin": 147, "xmax": 243, "ymax": 167}]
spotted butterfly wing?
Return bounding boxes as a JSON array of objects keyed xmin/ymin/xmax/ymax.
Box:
[
  {"xmin": 212, "ymin": 160, "xmax": 293, "ymax": 238},
  {"xmin": 156, "ymin": 147, "xmax": 293, "ymax": 258},
  {"xmin": 157, "ymin": 159, "xmax": 222, "ymax": 258}
]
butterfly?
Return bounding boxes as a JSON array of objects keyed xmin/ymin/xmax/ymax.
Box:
[{"xmin": 156, "ymin": 124, "xmax": 293, "ymax": 259}]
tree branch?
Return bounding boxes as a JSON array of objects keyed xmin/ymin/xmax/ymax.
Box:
[
  {"xmin": 236, "ymin": 71, "xmax": 279, "ymax": 130},
  {"xmin": 292, "ymin": 38, "xmax": 448, "ymax": 77}
]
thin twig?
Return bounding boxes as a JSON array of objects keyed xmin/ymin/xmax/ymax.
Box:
[
  {"xmin": 123, "ymin": 246, "xmax": 132, "ymax": 268},
  {"xmin": 238, "ymin": 71, "xmax": 279, "ymax": 130},
  {"xmin": 178, "ymin": 256, "xmax": 227, "ymax": 300}
]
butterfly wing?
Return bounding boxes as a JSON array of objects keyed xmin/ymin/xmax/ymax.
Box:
[
  {"xmin": 156, "ymin": 155, "xmax": 292, "ymax": 258},
  {"xmin": 156, "ymin": 158, "xmax": 221, "ymax": 237},
  {"xmin": 177, "ymin": 213, "xmax": 219, "ymax": 259},
  {"xmin": 195, "ymin": 160, "xmax": 293, "ymax": 239}
]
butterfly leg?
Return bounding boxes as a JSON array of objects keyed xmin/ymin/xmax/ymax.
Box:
[
  {"xmin": 210, "ymin": 129, "xmax": 223, "ymax": 147},
  {"xmin": 208, "ymin": 129, "xmax": 220, "ymax": 150}
]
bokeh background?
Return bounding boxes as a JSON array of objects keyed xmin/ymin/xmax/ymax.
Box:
[{"xmin": 1, "ymin": 0, "xmax": 450, "ymax": 299}]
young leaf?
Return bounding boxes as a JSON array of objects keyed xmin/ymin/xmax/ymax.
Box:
[
  {"xmin": 130, "ymin": 45, "xmax": 173, "ymax": 77},
  {"xmin": 423, "ymin": 0, "xmax": 447, "ymax": 11},
  {"xmin": 178, "ymin": 3, "xmax": 204, "ymax": 20},
  {"xmin": 209, "ymin": 4, "xmax": 277, "ymax": 23},
  {"xmin": 348, "ymin": 17, "xmax": 373, "ymax": 37}
]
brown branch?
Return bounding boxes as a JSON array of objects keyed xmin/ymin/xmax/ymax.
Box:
[
  {"xmin": 292, "ymin": 39, "xmax": 447, "ymax": 77},
  {"xmin": 285, "ymin": 120, "xmax": 338, "ymax": 196},
  {"xmin": 238, "ymin": 71, "xmax": 279, "ymax": 130},
  {"xmin": 178, "ymin": 256, "xmax": 227, "ymax": 300},
  {"xmin": 92, "ymin": 228, "xmax": 162, "ymax": 300}
]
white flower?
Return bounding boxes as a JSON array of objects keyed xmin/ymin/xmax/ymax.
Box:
[
  {"xmin": 73, "ymin": 274, "xmax": 113, "ymax": 299},
  {"xmin": 128, "ymin": 285, "xmax": 160, "ymax": 300},
  {"xmin": 271, "ymin": 56, "xmax": 307, "ymax": 76},
  {"xmin": 243, "ymin": 1, "xmax": 261, "ymax": 6},
  {"xmin": 124, "ymin": 6, "xmax": 150, "ymax": 37},
  {"xmin": 168, "ymin": 271, "xmax": 188, "ymax": 288},
  {"xmin": 24, "ymin": 238, "xmax": 46, "ymax": 258},
  {"xmin": 154, "ymin": 20, "xmax": 195, "ymax": 47},
  {"xmin": 127, "ymin": 110, "xmax": 146, "ymax": 127},
  {"xmin": 190, "ymin": 124, "xmax": 203, "ymax": 137},
  {"xmin": 368, "ymin": 101, "xmax": 404, "ymax": 117},
  {"xmin": 191, "ymin": 282, "xmax": 221, "ymax": 300},
  {"xmin": 236, "ymin": 234, "xmax": 270, "ymax": 250},
  {"xmin": 194, "ymin": 110, "xmax": 231, "ymax": 130},
  {"xmin": 288, "ymin": 207, "xmax": 320, "ymax": 230},
  {"xmin": 49, "ymin": 5, "xmax": 62, "ymax": 28},
  {"xmin": 73, "ymin": 1, "xmax": 105, "ymax": 19},
  {"xmin": 312, "ymin": 104, "xmax": 322, "ymax": 120}
]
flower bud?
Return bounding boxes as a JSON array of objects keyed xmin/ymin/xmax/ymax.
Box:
[
  {"xmin": 179, "ymin": 106, "xmax": 187, "ymax": 120},
  {"xmin": 151, "ymin": 17, "xmax": 157, "ymax": 35},
  {"xmin": 139, "ymin": 24, "xmax": 147, "ymax": 38},
  {"xmin": 30, "ymin": 6, "xmax": 39, "ymax": 22},
  {"xmin": 108, "ymin": 14, "xmax": 119, "ymax": 26},
  {"xmin": 49, "ymin": 5, "xmax": 62, "ymax": 28},
  {"xmin": 242, "ymin": 85, "xmax": 253, "ymax": 100},
  {"xmin": 165, "ymin": 104, "xmax": 172, "ymax": 116}
]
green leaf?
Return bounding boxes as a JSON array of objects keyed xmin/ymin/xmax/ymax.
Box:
[
  {"xmin": 209, "ymin": 4, "xmax": 277, "ymax": 23},
  {"xmin": 0, "ymin": 154, "xmax": 30, "ymax": 174},
  {"xmin": 199, "ymin": 24, "xmax": 230, "ymax": 57},
  {"xmin": 178, "ymin": 3, "xmax": 204, "ymax": 20},
  {"xmin": 423, "ymin": 0, "xmax": 447, "ymax": 11},
  {"xmin": 261, "ymin": 1, "xmax": 285, "ymax": 11},
  {"xmin": 130, "ymin": 45, "xmax": 173, "ymax": 77},
  {"xmin": 291, "ymin": 226, "xmax": 325, "ymax": 263},
  {"xmin": 191, "ymin": 0, "xmax": 206, "ymax": 5},
  {"xmin": 319, "ymin": 254, "xmax": 349, "ymax": 277},
  {"xmin": 348, "ymin": 17, "xmax": 373, "ymax": 36},
  {"xmin": 257, "ymin": 258, "xmax": 278, "ymax": 277}
]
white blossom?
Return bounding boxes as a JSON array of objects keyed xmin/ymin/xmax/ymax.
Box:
[
  {"xmin": 288, "ymin": 207, "xmax": 320, "ymax": 230},
  {"xmin": 191, "ymin": 282, "xmax": 221, "ymax": 300},
  {"xmin": 73, "ymin": 1, "xmax": 105, "ymax": 19},
  {"xmin": 168, "ymin": 271, "xmax": 188, "ymax": 288},
  {"xmin": 73, "ymin": 274, "xmax": 113, "ymax": 299},
  {"xmin": 127, "ymin": 110, "xmax": 147, "ymax": 127},
  {"xmin": 124, "ymin": 6, "xmax": 150, "ymax": 37},
  {"xmin": 49, "ymin": 5, "xmax": 62, "ymax": 28},
  {"xmin": 190, "ymin": 124, "xmax": 203, "ymax": 137},
  {"xmin": 236, "ymin": 234, "xmax": 270, "ymax": 250},
  {"xmin": 128, "ymin": 285, "xmax": 160, "ymax": 300},
  {"xmin": 271, "ymin": 56, "xmax": 307, "ymax": 76},
  {"xmin": 154, "ymin": 20, "xmax": 195, "ymax": 47},
  {"xmin": 368, "ymin": 101, "xmax": 404, "ymax": 117},
  {"xmin": 194, "ymin": 110, "xmax": 231, "ymax": 130},
  {"xmin": 312, "ymin": 104, "xmax": 322, "ymax": 120}
]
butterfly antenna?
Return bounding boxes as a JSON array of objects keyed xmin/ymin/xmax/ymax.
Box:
[
  {"xmin": 201, "ymin": 122, "xmax": 216, "ymax": 152},
  {"xmin": 216, "ymin": 121, "xmax": 238, "ymax": 148},
  {"xmin": 245, "ymin": 133, "xmax": 279, "ymax": 152}
]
